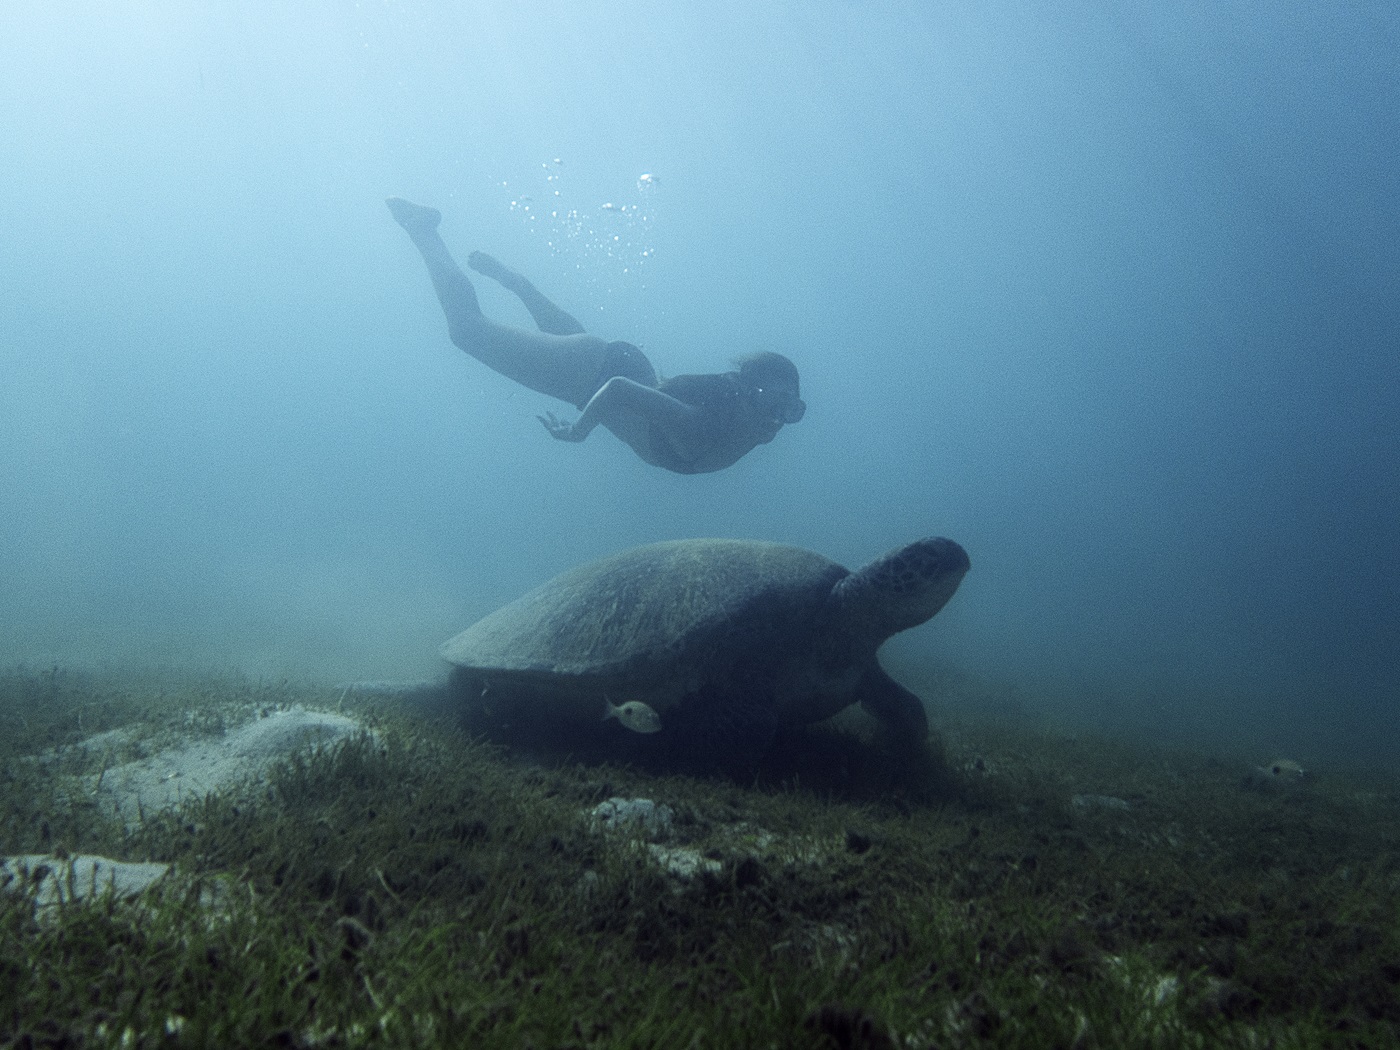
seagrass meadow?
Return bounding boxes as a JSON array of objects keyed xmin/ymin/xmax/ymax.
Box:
[{"xmin": 2, "ymin": 668, "xmax": 1398, "ymax": 1049}]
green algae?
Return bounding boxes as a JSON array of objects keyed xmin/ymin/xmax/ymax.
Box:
[{"xmin": 2, "ymin": 669, "xmax": 1398, "ymax": 1048}]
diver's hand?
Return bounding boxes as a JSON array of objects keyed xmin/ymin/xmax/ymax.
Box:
[{"xmin": 538, "ymin": 412, "xmax": 587, "ymax": 442}]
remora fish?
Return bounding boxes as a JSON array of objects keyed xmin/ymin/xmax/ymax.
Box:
[{"xmin": 603, "ymin": 699, "xmax": 662, "ymax": 734}]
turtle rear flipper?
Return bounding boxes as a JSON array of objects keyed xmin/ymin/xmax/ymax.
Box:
[{"xmin": 663, "ymin": 683, "xmax": 780, "ymax": 776}]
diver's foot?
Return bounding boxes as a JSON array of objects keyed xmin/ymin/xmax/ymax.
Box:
[
  {"xmin": 386, "ymin": 197, "xmax": 441, "ymax": 231},
  {"xmin": 468, "ymin": 251, "xmax": 521, "ymax": 289}
]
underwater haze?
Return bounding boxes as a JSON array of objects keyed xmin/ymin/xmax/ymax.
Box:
[{"xmin": 2, "ymin": 1, "xmax": 1397, "ymax": 768}]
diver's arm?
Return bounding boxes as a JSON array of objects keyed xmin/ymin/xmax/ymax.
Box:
[{"xmin": 539, "ymin": 377, "xmax": 697, "ymax": 442}]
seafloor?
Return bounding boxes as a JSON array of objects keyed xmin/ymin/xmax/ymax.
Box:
[{"xmin": 1, "ymin": 668, "xmax": 1397, "ymax": 1048}]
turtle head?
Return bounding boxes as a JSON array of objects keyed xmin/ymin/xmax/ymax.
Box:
[{"xmin": 831, "ymin": 537, "xmax": 970, "ymax": 645}]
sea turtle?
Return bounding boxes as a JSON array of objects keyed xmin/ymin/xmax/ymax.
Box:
[{"xmin": 440, "ymin": 536, "xmax": 969, "ymax": 762}]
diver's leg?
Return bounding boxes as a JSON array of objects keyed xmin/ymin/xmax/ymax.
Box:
[
  {"xmin": 387, "ymin": 199, "xmax": 610, "ymax": 407},
  {"xmin": 468, "ymin": 251, "xmax": 586, "ymax": 336},
  {"xmin": 385, "ymin": 198, "xmax": 484, "ymax": 329}
]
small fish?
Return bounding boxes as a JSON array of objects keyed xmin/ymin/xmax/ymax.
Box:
[
  {"xmin": 1246, "ymin": 757, "xmax": 1307, "ymax": 791},
  {"xmin": 603, "ymin": 699, "xmax": 662, "ymax": 734}
]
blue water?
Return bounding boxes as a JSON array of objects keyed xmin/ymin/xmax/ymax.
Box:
[{"xmin": 2, "ymin": 2, "xmax": 1396, "ymax": 767}]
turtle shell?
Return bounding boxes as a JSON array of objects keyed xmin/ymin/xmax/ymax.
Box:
[{"xmin": 440, "ymin": 539, "xmax": 847, "ymax": 711}]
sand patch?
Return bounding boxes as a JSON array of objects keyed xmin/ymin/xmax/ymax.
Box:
[
  {"xmin": 1, "ymin": 854, "xmax": 171, "ymax": 907},
  {"xmin": 3, "ymin": 707, "xmax": 364, "ymax": 911},
  {"xmin": 91, "ymin": 706, "xmax": 362, "ymax": 825}
]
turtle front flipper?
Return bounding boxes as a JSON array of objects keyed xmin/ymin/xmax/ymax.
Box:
[{"xmin": 859, "ymin": 670, "xmax": 929, "ymax": 743}]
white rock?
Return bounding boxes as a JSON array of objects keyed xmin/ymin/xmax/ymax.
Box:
[
  {"xmin": 1071, "ymin": 793, "xmax": 1131, "ymax": 812},
  {"xmin": 588, "ymin": 797, "xmax": 675, "ymax": 840},
  {"xmin": 645, "ymin": 844, "xmax": 722, "ymax": 881}
]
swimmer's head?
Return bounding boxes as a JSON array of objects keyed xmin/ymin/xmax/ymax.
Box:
[{"xmin": 736, "ymin": 351, "xmax": 806, "ymax": 425}]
